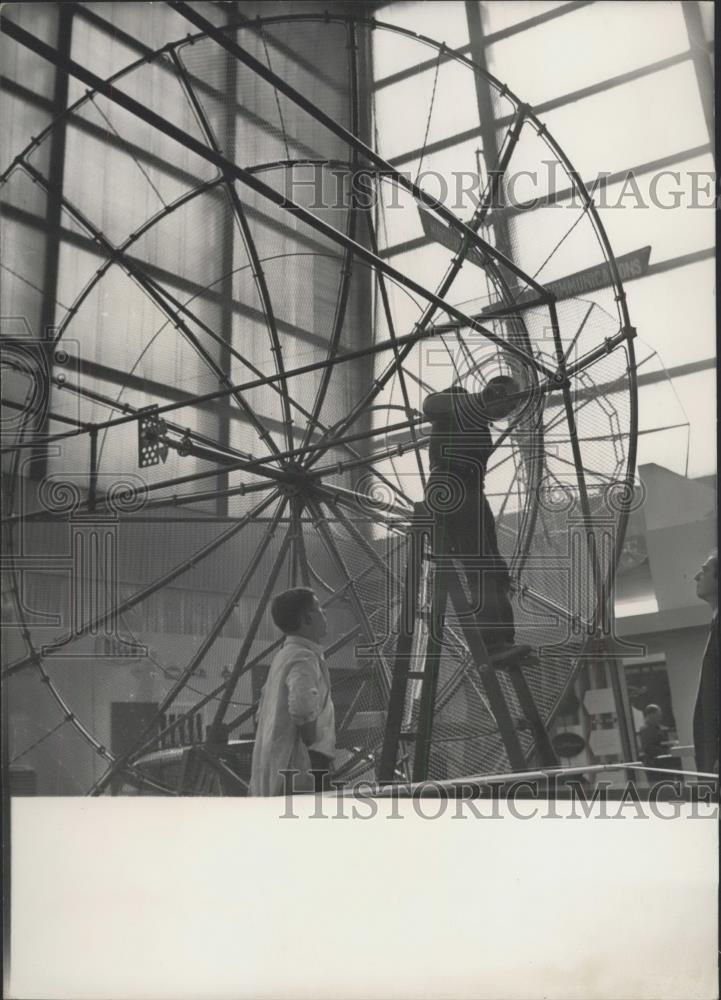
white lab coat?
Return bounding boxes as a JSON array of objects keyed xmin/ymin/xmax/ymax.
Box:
[{"xmin": 250, "ymin": 635, "xmax": 335, "ymax": 796}]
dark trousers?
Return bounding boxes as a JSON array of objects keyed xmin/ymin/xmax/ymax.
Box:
[
  {"xmin": 461, "ymin": 560, "xmax": 515, "ymax": 649},
  {"xmin": 693, "ymin": 623, "xmax": 719, "ymax": 773},
  {"xmin": 419, "ymin": 488, "xmax": 515, "ymax": 650}
]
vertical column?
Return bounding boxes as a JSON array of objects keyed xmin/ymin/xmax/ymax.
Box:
[
  {"xmin": 216, "ymin": 1, "xmax": 240, "ymax": 517},
  {"xmin": 681, "ymin": 1, "xmax": 714, "ymax": 146},
  {"xmin": 35, "ymin": 5, "xmax": 73, "ymax": 483}
]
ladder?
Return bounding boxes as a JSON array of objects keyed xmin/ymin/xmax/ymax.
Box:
[{"xmin": 378, "ymin": 512, "xmax": 558, "ymax": 783}]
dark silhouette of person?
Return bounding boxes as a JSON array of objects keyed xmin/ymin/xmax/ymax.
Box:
[
  {"xmin": 692, "ymin": 550, "xmax": 718, "ymax": 774},
  {"xmin": 638, "ymin": 704, "xmax": 671, "ymax": 767},
  {"xmin": 422, "ymin": 377, "xmax": 530, "ymax": 662}
]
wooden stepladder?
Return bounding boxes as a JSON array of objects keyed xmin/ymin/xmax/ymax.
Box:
[{"xmin": 378, "ymin": 513, "xmax": 558, "ymax": 783}]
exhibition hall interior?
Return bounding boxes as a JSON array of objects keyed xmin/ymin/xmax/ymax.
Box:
[{"xmin": 1, "ymin": 0, "xmax": 716, "ymax": 796}]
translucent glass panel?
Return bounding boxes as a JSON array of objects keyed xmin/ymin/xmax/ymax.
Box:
[
  {"xmin": 665, "ymin": 367, "xmax": 716, "ymax": 476},
  {"xmin": 374, "ymin": 59, "xmax": 481, "ymax": 162},
  {"xmin": 486, "ymin": 2, "xmax": 688, "ymax": 106},
  {"xmin": 373, "ymin": 2, "xmax": 470, "ymax": 82},
  {"xmin": 0, "ymin": 6, "xmax": 58, "ymax": 340},
  {"xmin": 1, "ymin": 1, "xmax": 60, "ymax": 69},
  {"xmin": 380, "ymin": 134, "xmax": 512, "ymax": 250},
  {"xmin": 481, "ymin": 1, "xmax": 571, "ymax": 36},
  {"xmin": 0, "ymin": 92, "xmax": 53, "ymax": 179},
  {"xmin": 178, "ymin": 21, "xmax": 349, "ymax": 171},
  {"xmin": 373, "ymin": 177, "xmax": 426, "ymax": 254},
  {"xmin": 76, "ymin": 1, "xmax": 223, "ymax": 56},
  {"xmin": 68, "ymin": 3, "xmax": 216, "ymax": 83},
  {"xmin": 61, "ymin": 92, "xmax": 217, "ymax": 248},
  {"xmin": 500, "ymin": 149, "xmax": 714, "ymax": 307},
  {"xmin": 615, "ymin": 594, "xmax": 659, "ymax": 618},
  {"xmin": 595, "ymin": 152, "xmax": 715, "ymax": 262},
  {"xmin": 625, "ymin": 259, "xmax": 716, "ymax": 371},
  {"xmin": 0, "ymin": 5, "xmax": 57, "ymax": 171},
  {"xmin": 632, "ymin": 368, "xmax": 715, "ymax": 478},
  {"xmin": 0, "ymin": 189, "xmax": 50, "ymax": 340},
  {"xmin": 371, "ymin": 266, "xmax": 427, "ymax": 347},
  {"xmin": 530, "ymin": 61, "xmax": 709, "ymax": 181},
  {"xmin": 68, "ymin": 9, "xmax": 142, "ymax": 85},
  {"xmin": 389, "ymin": 240, "xmax": 499, "ymax": 320},
  {"xmin": 505, "ymin": 197, "xmax": 611, "ymax": 289}
]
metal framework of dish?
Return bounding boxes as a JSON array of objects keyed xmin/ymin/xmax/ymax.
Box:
[{"xmin": 1, "ymin": 6, "xmax": 640, "ymax": 795}]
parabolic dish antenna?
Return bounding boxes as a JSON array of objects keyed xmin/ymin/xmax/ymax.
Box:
[{"xmin": 1, "ymin": 8, "xmax": 638, "ymax": 794}]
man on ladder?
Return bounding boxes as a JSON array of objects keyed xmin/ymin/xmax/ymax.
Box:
[
  {"xmin": 421, "ymin": 376, "xmax": 534, "ymax": 666},
  {"xmin": 379, "ymin": 373, "xmax": 555, "ymax": 783}
]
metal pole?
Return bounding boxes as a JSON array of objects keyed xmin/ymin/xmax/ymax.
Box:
[
  {"xmin": 1, "ymin": 428, "xmax": 292, "ymax": 527},
  {"xmin": 5, "ymin": 356, "xmax": 414, "ymax": 514},
  {"xmin": 87, "ymin": 426, "xmax": 98, "ymax": 513},
  {"xmin": 146, "ymin": 260, "xmax": 349, "ymax": 430},
  {"xmin": 564, "ymin": 326, "xmax": 636, "ymax": 380},
  {"xmin": 309, "ymin": 481, "xmax": 412, "ymax": 526},
  {"xmin": 0, "ymin": 317, "xmax": 554, "ymax": 460},
  {"xmin": 379, "ymin": 525, "xmax": 422, "ymax": 782},
  {"xmin": 0, "ymin": 397, "xmax": 85, "ymax": 428},
  {"xmin": 412, "ymin": 555, "xmax": 448, "ymax": 781}
]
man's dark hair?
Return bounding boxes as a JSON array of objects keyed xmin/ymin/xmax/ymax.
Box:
[
  {"xmin": 270, "ymin": 587, "xmax": 317, "ymax": 634},
  {"xmin": 485, "ymin": 374, "xmax": 519, "ymax": 398}
]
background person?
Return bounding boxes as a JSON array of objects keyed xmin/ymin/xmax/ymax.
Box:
[
  {"xmin": 250, "ymin": 588, "xmax": 335, "ymax": 796},
  {"xmin": 638, "ymin": 703, "xmax": 671, "ymax": 768},
  {"xmin": 693, "ymin": 550, "xmax": 718, "ymax": 774}
]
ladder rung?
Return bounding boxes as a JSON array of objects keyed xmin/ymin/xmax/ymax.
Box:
[
  {"xmin": 400, "ymin": 732, "xmax": 418, "ymax": 741},
  {"xmin": 406, "ymin": 671, "xmax": 425, "ymax": 679}
]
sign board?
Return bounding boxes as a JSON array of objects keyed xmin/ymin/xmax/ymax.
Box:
[
  {"xmin": 504, "ymin": 246, "xmax": 652, "ymax": 308},
  {"xmin": 583, "ymin": 687, "xmax": 616, "ymax": 715},
  {"xmin": 589, "ymin": 727, "xmax": 623, "ymax": 757},
  {"xmin": 418, "ymin": 202, "xmax": 651, "ymax": 310},
  {"xmin": 551, "ymin": 730, "xmax": 587, "ymax": 758},
  {"xmin": 418, "ymin": 207, "xmax": 488, "ymax": 269}
]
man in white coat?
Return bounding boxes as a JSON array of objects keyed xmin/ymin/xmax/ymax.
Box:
[{"xmin": 250, "ymin": 588, "xmax": 335, "ymax": 796}]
